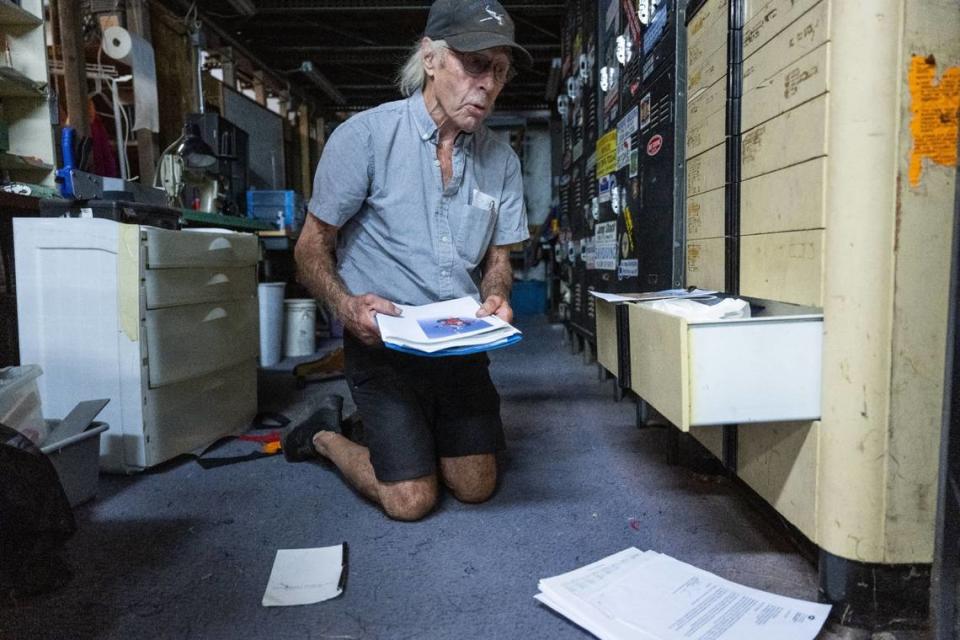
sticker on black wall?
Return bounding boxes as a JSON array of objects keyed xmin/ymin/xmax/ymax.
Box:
[{"xmin": 646, "ymin": 134, "xmax": 663, "ymax": 156}]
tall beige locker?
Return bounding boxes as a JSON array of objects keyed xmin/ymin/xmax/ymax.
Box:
[{"xmin": 638, "ymin": 0, "xmax": 960, "ymax": 628}]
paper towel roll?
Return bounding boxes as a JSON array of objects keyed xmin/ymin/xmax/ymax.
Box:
[{"xmin": 102, "ymin": 26, "xmax": 159, "ymax": 133}]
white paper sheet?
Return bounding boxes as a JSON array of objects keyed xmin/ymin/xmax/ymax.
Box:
[
  {"xmin": 588, "ymin": 289, "xmax": 717, "ymax": 303},
  {"xmin": 262, "ymin": 545, "xmax": 345, "ymax": 607},
  {"xmin": 642, "ymin": 297, "xmax": 751, "ymax": 321},
  {"xmin": 375, "ymin": 296, "xmax": 521, "ymax": 352},
  {"xmin": 536, "ymin": 548, "xmax": 831, "ymax": 640}
]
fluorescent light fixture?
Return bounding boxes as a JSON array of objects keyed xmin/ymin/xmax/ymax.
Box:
[
  {"xmin": 545, "ymin": 58, "xmax": 561, "ymax": 101},
  {"xmin": 226, "ymin": 0, "xmax": 257, "ymax": 16}
]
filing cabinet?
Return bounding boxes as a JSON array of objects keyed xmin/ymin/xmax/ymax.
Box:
[
  {"xmin": 627, "ymin": 298, "xmax": 823, "ymax": 430},
  {"xmin": 685, "ymin": 238, "xmax": 725, "ymax": 292},
  {"xmin": 15, "ymin": 218, "xmax": 260, "ymax": 472},
  {"xmin": 740, "ymin": 94, "xmax": 828, "ymax": 180},
  {"xmin": 686, "ymin": 187, "xmax": 725, "ymax": 240},
  {"xmin": 740, "ymin": 157, "xmax": 826, "ymax": 235},
  {"xmin": 740, "ymin": 229, "xmax": 825, "ymax": 306},
  {"xmin": 742, "ymin": 0, "xmax": 823, "ymax": 58}
]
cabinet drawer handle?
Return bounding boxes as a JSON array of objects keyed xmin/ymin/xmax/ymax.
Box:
[
  {"xmin": 203, "ymin": 307, "xmax": 227, "ymax": 322},
  {"xmin": 208, "ymin": 237, "xmax": 232, "ymax": 251},
  {"xmin": 206, "ymin": 273, "xmax": 229, "ymax": 286}
]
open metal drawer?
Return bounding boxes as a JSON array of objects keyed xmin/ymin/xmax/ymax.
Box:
[{"xmin": 627, "ymin": 297, "xmax": 823, "ymax": 430}]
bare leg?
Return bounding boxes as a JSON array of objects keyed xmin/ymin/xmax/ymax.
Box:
[
  {"xmin": 439, "ymin": 454, "xmax": 497, "ymax": 503},
  {"xmin": 313, "ymin": 432, "xmax": 438, "ymax": 521}
]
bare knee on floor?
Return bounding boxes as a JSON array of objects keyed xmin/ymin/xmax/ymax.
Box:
[
  {"xmin": 378, "ymin": 476, "xmax": 438, "ymax": 521},
  {"xmin": 440, "ymin": 454, "xmax": 497, "ymax": 504}
]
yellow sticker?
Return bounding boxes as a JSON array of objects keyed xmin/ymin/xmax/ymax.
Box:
[
  {"xmin": 908, "ymin": 55, "xmax": 960, "ymax": 187},
  {"xmin": 117, "ymin": 224, "xmax": 140, "ymax": 341},
  {"xmin": 623, "ymin": 205, "xmax": 635, "ymax": 251},
  {"xmin": 596, "ymin": 129, "xmax": 618, "ymax": 177}
]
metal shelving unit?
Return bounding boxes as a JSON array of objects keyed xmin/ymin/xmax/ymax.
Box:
[{"xmin": 0, "ymin": 0, "xmax": 55, "ymax": 187}]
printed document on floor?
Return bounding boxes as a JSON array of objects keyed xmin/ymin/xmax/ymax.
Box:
[
  {"xmin": 536, "ymin": 547, "xmax": 831, "ymax": 640},
  {"xmin": 376, "ymin": 296, "xmax": 522, "ymax": 355},
  {"xmin": 262, "ymin": 544, "xmax": 346, "ymax": 607}
]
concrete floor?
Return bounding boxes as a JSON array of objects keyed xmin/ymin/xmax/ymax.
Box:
[{"xmin": 1, "ymin": 316, "xmax": 931, "ymax": 639}]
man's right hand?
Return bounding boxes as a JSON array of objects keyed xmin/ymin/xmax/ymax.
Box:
[{"xmin": 338, "ymin": 293, "xmax": 402, "ymax": 345}]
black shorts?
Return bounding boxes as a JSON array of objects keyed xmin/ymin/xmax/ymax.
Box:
[{"xmin": 344, "ymin": 333, "xmax": 505, "ymax": 483}]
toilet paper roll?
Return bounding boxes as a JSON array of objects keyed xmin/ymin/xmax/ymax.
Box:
[{"xmin": 102, "ymin": 26, "xmax": 159, "ymax": 133}]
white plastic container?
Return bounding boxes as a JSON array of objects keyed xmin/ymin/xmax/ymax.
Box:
[
  {"xmin": 258, "ymin": 282, "xmax": 286, "ymax": 367},
  {"xmin": 0, "ymin": 365, "xmax": 47, "ymax": 445},
  {"xmin": 283, "ymin": 298, "xmax": 317, "ymax": 357},
  {"xmin": 41, "ymin": 420, "xmax": 109, "ymax": 506}
]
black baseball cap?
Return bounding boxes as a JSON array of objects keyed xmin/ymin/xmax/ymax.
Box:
[{"xmin": 424, "ymin": 0, "xmax": 533, "ymax": 69}]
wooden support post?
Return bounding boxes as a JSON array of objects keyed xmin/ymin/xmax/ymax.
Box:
[
  {"xmin": 126, "ymin": 0, "xmax": 158, "ymax": 185},
  {"xmin": 315, "ymin": 116, "xmax": 326, "ymax": 158},
  {"xmin": 253, "ymin": 71, "xmax": 267, "ymax": 106},
  {"xmin": 55, "ymin": 0, "xmax": 89, "ymax": 137},
  {"xmin": 220, "ymin": 47, "xmax": 237, "ymax": 90},
  {"xmin": 298, "ymin": 104, "xmax": 310, "ymax": 198}
]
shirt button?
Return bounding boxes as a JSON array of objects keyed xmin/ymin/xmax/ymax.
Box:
[
  {"xmin": 441, "ymin": 236, "xmax": 449, "ymax": 242},
  {"xmin": 441, "ymin": 270, "xmax": 449, "ymax": 276},
  {"xmin": 433, "ymin": 160, "xmax": 440, "ymax": 166}
]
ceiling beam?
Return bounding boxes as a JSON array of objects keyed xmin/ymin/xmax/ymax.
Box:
[
  {"xmin": 254, "ymin": 0, "xmax": 564, "ymax": 10},
  {"xmin": 336, "ymin": 82, "xmax": 545, "ymax": 90},
  {"xmin": 321, "ymin": 102, "xmax": 551, "ymax": 114},
  {"xmin": 261, "ymin": 51, "xmax": 558, "ymax": 66},
  {"xmin": 269, "ymin": 44, "xmax": 559, "ymax": 53},
  {"xmin": 166, "ymin": 0, "xmax": 315, "ymax": 108}
]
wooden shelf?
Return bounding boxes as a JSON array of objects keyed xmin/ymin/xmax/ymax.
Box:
[
  {"xmin": 181, "ymin": 209, "xmax": 274, "ymax": 231},
  {"xmin": 0, "ymin": 152, "xmax": 53, "ymax": 171},
  {"xmin": 0, "ymin": 65, "xmax": 43, "ymax": 97},
  {"xmin": 0, "ymin": 0, "xmax": 41, "ymax": 27}
]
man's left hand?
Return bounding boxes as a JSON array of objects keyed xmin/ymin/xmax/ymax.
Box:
[{"xmin": 476, "ymin": 295, "xmax": 513, "ymax": 324}]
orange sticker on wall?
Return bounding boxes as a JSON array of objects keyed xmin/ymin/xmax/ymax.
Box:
[{"xmin": 908, "ymin": 55, "xmax": 960, "ymax": 187}]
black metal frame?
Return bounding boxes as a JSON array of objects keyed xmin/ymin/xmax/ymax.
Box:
[
  {"xmin": 931, "ymin": 133, "xmax": 960, "ymax": 639},
  {"xmin": 720, "ymin": 0, "xmax": 743, "ymax": 473}
]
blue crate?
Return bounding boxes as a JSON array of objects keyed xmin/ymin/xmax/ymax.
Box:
[
  {"xmin": 246, "ymin": 190, "xmax": 305, "ymax": 231},
  {"xmin": 511, "ymin": 280, "xmax": 547, "ymax": 316}
]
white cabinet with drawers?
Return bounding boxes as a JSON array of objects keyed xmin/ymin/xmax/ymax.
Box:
[{"xmin": 14, "ymin": 218, "xmax": 260, "ymax": 472}]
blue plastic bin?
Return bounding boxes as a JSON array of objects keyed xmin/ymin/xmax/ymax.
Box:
[
  {"xmin": 511, "ymin": 280, "xmax": 547, "ymax": 316},
  {"xmin": 246, "ymin": 190, "xmax": 305, "ymax": 232}
]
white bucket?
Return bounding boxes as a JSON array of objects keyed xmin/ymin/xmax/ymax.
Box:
[
  {"xmin": 257, "ymin": 282, "xmax": 285, "ymax": 367},
  {"xmin": 283, "ymin": 298, "xmax": 317, "ymax": 357}
]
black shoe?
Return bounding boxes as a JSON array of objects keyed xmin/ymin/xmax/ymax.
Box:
[
  {"xmin": 281, "ymin": 395, "xmax": 344, "ymax": 462},
  {"xmin": 341, "ymin": 411, "xmax": 366, "ymax": 447}
]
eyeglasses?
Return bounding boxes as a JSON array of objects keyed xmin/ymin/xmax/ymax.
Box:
[{"xmin": 448, "ymin": 49, "xmax": 516, "ymax": 85}]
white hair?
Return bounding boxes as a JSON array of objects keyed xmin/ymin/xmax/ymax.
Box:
[{"xmin": 397, "ymin": 39, "xmax": 448, "ymax": 97}]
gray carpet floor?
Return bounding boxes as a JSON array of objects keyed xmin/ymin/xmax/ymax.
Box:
[{"xmin": 2, "ymin": 316, "xmax": 916, "ymax": 639}]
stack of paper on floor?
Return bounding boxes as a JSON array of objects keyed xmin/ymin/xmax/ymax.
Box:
[
  {"xmin": 376, "ymin": 296, "xmax": 522, "ymax": 356},
  {"xmin": 536, "ymin": 548, "xmax": 831, "ymax": 640}
]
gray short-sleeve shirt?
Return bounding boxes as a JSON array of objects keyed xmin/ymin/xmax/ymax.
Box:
[{"xmin": 308, "ymin": 91, "xmax": 529, "ymax": 306}]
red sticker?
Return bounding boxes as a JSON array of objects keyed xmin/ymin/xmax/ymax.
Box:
[{"xmin": 646, "ymin": 134, "xmax": 663, "ymax": 156}]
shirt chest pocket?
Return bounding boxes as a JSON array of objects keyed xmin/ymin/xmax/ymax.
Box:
[{"xmin": 455, "ymin": 203, "xmax": 498, "ymax": 267}]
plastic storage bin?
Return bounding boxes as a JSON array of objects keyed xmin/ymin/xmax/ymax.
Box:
[
  {"xmin": 0, "ymin": 364, "xmax": 47, "ymax": 445},
  {"xmin": 247, "ymin": 190, "xmax": 305, "ymax": 232},
  {"xmin": 511, "ymin": 280, "xmax": 547, "ymax": 316},
  {"xmin": 41, "ymin": 420, "xmax": 109, "ymax": 506}
]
